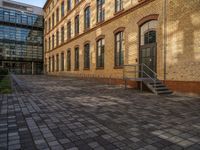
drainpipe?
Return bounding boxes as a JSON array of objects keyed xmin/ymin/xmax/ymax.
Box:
[{"xmin": 163, "ymin": 0, "xmax": 167, "ymax": 82}]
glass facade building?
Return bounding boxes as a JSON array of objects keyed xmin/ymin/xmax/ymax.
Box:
[{"xmin": 0, "ymin": 0, "xmax": 43, "ymax": 74}]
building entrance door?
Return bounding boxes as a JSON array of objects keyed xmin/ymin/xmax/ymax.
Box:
[
  {"xmin": 140, "ymin": 43, "xmax": 156, "ymax": 77},
  {"xmin": 139, "ymin": 20, "xmax": 158, "ymax": 78}
]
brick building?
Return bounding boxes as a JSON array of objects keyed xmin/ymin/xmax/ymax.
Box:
[{"xmin": 43, "ymin": 0, "xmax": 200, "ymax": 94}]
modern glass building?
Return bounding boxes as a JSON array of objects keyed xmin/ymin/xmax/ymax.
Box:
[{"xmin": 0, "ymin": 0, "xmax": 43, "ymax": 74}]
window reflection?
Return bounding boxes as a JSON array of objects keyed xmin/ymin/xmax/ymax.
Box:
[{"xmin": 0, "ymin": 7, "xmax": 43, "ymax": 27}]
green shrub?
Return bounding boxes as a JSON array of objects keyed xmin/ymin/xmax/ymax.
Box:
[
  {"xmin": 0, "ymin": 68, "xmax": 8, "ymax": 75},
  {"xmin": 0, "ymin": 75, "xmax": 12, "ymax": 94}
]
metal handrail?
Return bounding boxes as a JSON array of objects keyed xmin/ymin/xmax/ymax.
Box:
[
  {"xmin": 142, "ymin": 63, "xmax": 157, "ymax": 79},
  {"xmin": 123, "ymin": 63, "xmax": 159, "ymax": 94}
]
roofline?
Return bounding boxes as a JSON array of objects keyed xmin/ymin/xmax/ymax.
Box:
[{"xmin": 43, "ymin": 0, "xmax": 51, "ymax": 9}]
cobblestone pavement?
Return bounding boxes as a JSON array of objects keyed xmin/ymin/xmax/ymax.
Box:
[{"xmin": 0, "ymin": 75, "xmax": 200, "ymax": 150}]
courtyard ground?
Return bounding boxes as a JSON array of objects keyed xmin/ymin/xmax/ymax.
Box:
[{"xmin": 0, "ymin": 75, "xmax": 200, "ymax": 150}]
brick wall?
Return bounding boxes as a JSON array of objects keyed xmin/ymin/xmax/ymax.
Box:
[
  {"xmin": 44, "ymin": 0, "xmax": 200, "ymax": 94},
  {"xmin": 166, "ymin": 0, "xmax": 200, "ymax": 82}
]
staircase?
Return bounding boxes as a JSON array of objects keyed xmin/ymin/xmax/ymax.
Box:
[
  {"xmin": 123, "ymin": 64, "xmax": 173, "ymax": 95},
  {"xmin": 143, "ymin": 79, "xmax": 173, "ymax": 95}
]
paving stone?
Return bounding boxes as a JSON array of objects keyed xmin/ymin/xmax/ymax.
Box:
[{"xmin": 0, "ymin": 75, "xmax": 200, "ymax": 150}]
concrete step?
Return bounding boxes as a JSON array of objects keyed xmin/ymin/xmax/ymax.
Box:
[
  {"xmin": 152, "ymin": 84, "xmax": 166, "ymax": 88},
  {"xmin": 157, "ymin": 90, "xmax": 173, "ymax": 95},
  {"xmin": 143, "ymin": 79, "xmax": 173, "ymax": 95},
  {"xmin": 154, "ymin": 87, "xmax": 169, "ymax": 91}
]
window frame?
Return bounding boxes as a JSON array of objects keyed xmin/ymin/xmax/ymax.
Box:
[
  {"xmin": 61, "ymin": 1, "xmax": 65, "ymax": 18},
  {"xmin": 67, "ymin": 49, "xmax": 71, "ymax": 71},
  {"xmin": 96, "ymin": 38, "xmax": 105, "ymax": 68},
  {"xmin": 67, "ymin": 0, "xmax": 72, "ymax": 11},
  {"xmin": 61, "ymin": 26, "xmax": 65, "ymax": 44},
  {"xmin": 61, "ymin": 52, "xmax": 65, "ymax": 71},
  {"xmin": 56, "ymin": 30, "xmax": 59, "ymax": 47},
  {"xmin": 115, "ymin": 0, "xmax": 123, "ymax": 13},
  {"xmin": 97, "ymin": 0, "xmax": 105, "ymax": 23},
  {"xmin": 74, "ymin": 15, "xmax": 79, "ymax": 35},
  {"xmin": 114, "ymin": 31, "xmax": 124, "ymax": 67},
  {"xmin": 56, "ymin": 54, "xmax": 59, "ymax": 71},
  {"xmin": 84, "ymin": 43, "xmax": 90, "ymax": 69},
  {"xmin": 84, "ymin": 6, "xmax": 90, "ymax": 30},
  {"xmin": 52, "ymin": 34, "xmax": 55, "ymax": 49},
  {"xmin": 67, "ymin": 21, "xmax": 71, "ymax": 40},
  {"xmin": 56, "ymin": 7, "xmax": 59, "ymax": 23},
  {"xmin": 74, "ymin": 47, "xmax": 79, "ymax": 70}
]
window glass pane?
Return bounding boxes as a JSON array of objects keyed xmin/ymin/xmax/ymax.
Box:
[
  {"xmin": 115, "ymin": 32, "xmax": 124, "ymax": 66},
  {"xmin": 84, "ymin": 44, "xmax": 90, "ymax": 68}
]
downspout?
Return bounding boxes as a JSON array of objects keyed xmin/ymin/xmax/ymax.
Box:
[{"xmin": 163, "ymin": 0, "xmax": 167, "ymax": 81}]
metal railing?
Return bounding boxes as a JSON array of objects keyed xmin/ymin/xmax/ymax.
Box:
[{"xmin": 123, "ymin": 63, "xmax": 158, "ymax": 92}]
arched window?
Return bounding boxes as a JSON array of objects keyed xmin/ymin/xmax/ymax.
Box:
[
  {"xmin": 67, "ymin": 21, "xmax": 71, "ymax": 40},
  {"xmin": 61, "ymin": 52, "xmax": 64, "ymax": 71},
  {"xmin": 96, "ymin": 38, "xmax": 105, "ymax": 68},
  {"xmin": 84, "ymin": 6, "xmax": 90, "ymax": 30},
  {"xmin": 114, "ymin": 31, "xmax": 124, "ymax": 67},
  {"xmin": 74, "ymin": 46, "xmax": 79, "ymax": 70},
  {"xmin": 140, "ymin": 20, "xmax": 157, "ymax": 46},
  {"xmin": 97, "ymin": 0, "xmax": 105, "ymax": 23},
  {"xmin": 84, "ymin": 43, "xmax": 90, "ymax": 69},
  {"xmin": 75, "ymin": 15, "xmax": 79, "ymax": 35},
  {"xmin": 67, "ymin": 49, "xmax": 71, "ymax": 71},
  {"xmin": 56, "ymin": 54, "xmax": 59, "ymax": 71}
]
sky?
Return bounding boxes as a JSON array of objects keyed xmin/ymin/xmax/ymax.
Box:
[{"xmin": 14, "ymin": 0, "xmax": 46, "ymax": 7}]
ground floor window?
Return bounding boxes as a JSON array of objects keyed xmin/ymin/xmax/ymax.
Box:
[
  {"xmin": 61, "ymin": 52, "xmax": 64, "ymax": 71},
  {"xmin": 74, "ymin": 47, "xmax": 79, "ymax": 70},
  {"xmin": 52, "ymin": 56, "xmax": 55, "ymax": 72},
  {"xmin": 49, "ymin": 57, "xmax": 51, "ymax": 72},
  {"xmin": 96, "ymin": 38, "xmax": 104, "ymax": 68},
  {"xmin": 84, "ymin": 43, "xmax": 90, "ymax": 69},
  {"xmin": 56, "ymin": 54, "xmax": 59, "ymax": 71},
  {"xmin": 67, "ymin": 49, "xmax": 71, "ymax": 71},
  {"xmin": 115, "ymin": 31, "xmax": 124, "ymax": 67}
]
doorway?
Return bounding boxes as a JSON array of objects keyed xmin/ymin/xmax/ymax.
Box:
[{"xmin": 139, "ymin": 20, "xmax": 157, "ymax": 78}]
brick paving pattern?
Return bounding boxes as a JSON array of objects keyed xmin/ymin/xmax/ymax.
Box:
[{"xmin": 0, "ymin": 75, "xmax": 200, "ymax": 150}]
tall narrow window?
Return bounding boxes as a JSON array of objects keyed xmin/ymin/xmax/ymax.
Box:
[
  {"xmin": 67, "ymin": 0, "xmax": 72, "ymax": 11},
  {"xmin": 45, "ymin": 21, "xmax": 47, "ymax": 33},
  {"xmin": 75, "ymin": 15, "xmax": 79, "ymax": 35},
  {"xmin": 74, "ymin": 47, "xmax": 79, "ymax": 70},
  {"xmin": 67, "ymin": 21, "xmax": 71, "ymax": 40},
  {"xmin": 52, "ymin": 35, "xmax": 55, "ymax": 49},
  {"xmin": 56, "ymin": 30, "xmax": 59, "ymax": 46},
  {"xmin": 115, "ymin": 31, "xmax": 124, "ymax": 67},
  {"xmin": 61, "ymin": 52, "xmax": 64, "ymax": 71},
  {"xmin": 61, "ymin": 1, "xmax": 65, "ymax": 18},
  {"xmin": 52, "ymin": 13, "xmax": 55, "ymax": 27},
  {"xmin": 96, "ymin": 38, "xmax": 105, "ymax": 68},
  {"xmin": 61, "ymin": 26, "xmax": 64, "ymax": 44},
  {"xmin": 67, "ymin": 49, "xmax": 71, "ymax": 71},
  {"xmin": 52, "ymin": 56, "xmax": 55, "ymax": 72},
  {"xmin": 45, "ymin": 39, "xmax": 47, "ymax": 51},
  {"xmin": 48, "ymin": 37, "xmax": 51, "ymax": 50},
  {"xmin": 84, "ymin": 6, "xmax": 90, "ymax": 30},
  {"xmin": 97, "ymin": 0, "xmax": 105, "ymax": 23},
  {"xmin": 84, "ymin": 43, "xmax": 90, "ymax": 69},
  {"xmin": 49, "ymin": 57, "xmax": 51, "ymax": 72},
  {"xmin": 56, "ymin": 7, "xmax": 59, "ymax": 23},
  {"xmin": 115, "ymin": 0, "xmax": 123, "ymax": 12},
  {"xmin": 56, "ymin": 54, "xmax": 59, "ymax": 71},
  {"xmin": 49, "ymin": 17, "xmax": 51, "ymax": 31}
]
